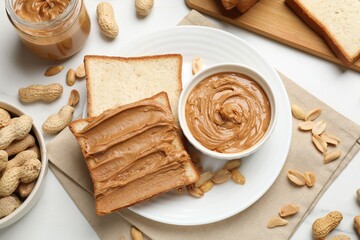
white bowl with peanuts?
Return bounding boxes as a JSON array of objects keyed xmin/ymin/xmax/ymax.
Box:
[{"xmin": 0, "ymin": 101, "xmax": 47, "ymax": 229}]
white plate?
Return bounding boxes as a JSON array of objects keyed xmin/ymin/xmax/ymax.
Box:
[{"xmin": 115, "ymin": 26, "xmax": 292, "ymax": 226}]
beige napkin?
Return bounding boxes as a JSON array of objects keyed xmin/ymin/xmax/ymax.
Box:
[{"xmin": 47, "ymin": 10, "xmax": 360, "ymax": 240}]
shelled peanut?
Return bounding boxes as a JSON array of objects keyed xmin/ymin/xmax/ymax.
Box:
[
  {"xmin": 267, "ymin": 216, "xmax": 288, "ymax": 228},
  {"xmin": 66, "ymin": 68, "xmax": 76, "ymax": 86},
  {"xmin": 75, "ymin": 63, "xmax": 86, "ymax": 78},
  {"xmin": 0, "ymin": 108, "xmax": 42, "ymax": 219},
  {"xmin": 287, "ymin": 169, "xmax": 316, "ymax": 187},
  {"xmin": 187, "ymin": 159, "xmax": 245, "ymax": 198},
  {"xmin": 44, "ymin": 65, "xmax": 64, "ymax": 77},
  {"xmin": 68, "ymin": 89, "xmax": 80, "ymax": 107},
  {"xmin": 192, "ymin": 56, "xmax": 202, "ymax": 75},
  {"xmin": 130, "ymin": 226, "xmax": 144, "ymax": 240},
  {"xmin": 266, "ymin": 203, "xmax": 299, "ymax": 228}
]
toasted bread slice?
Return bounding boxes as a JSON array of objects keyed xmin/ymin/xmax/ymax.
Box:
[
  {"xmin": 69, "ymin": 92, "xmax": 199, "ymax": 215},
  {"xmin": 286, "ymin": 0, "xmax": 360, "ymax": 65},
  {"xmin": 84, "ymin": 54, "xmax": 183, "ymax": 122}
]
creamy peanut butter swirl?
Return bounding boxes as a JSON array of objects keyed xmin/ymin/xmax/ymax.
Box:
[
  {"xmin": 73, "ymin": 99, "xmax": 189, "ymax": 197},
  {"xmin": 185, "ymin": 72, "xmax": 271, "ymax": 153},
  {"xmin": 14, "ymin": 0, "xmax": 70, "ymax": 22}
]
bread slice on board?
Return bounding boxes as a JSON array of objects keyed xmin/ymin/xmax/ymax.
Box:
[
  {"xmin": 69, "ymin": 92, "xmax": 199, "ymax": 215},
  {"xmin": 286, "ymin": 0, "xmax": 360, "ymax": 65},
  {"xmin": 84, "ymin": 54, "xmax": 183, "ymax": 121}
]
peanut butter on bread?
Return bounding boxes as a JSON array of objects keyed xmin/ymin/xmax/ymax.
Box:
[{"xmin": 69, "ymin": 92, "xmax": 199, "ymax": 215}]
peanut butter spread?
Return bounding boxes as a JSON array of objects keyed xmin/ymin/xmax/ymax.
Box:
[
  {"xmin": 185, "ymin": 72, "xmax": 271, "ymax": 153},
  {"xmin": 14, "ymin": 0, "xmax": 70, "ymax": 22},
  {"xmin": 72, "ymin": 97, "xmax": 192, "ymax": 214}
]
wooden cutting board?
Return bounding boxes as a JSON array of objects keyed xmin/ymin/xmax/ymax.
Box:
[{"xmin": 185, "ymin": 0, "xmax": 360, "ymax": 72}]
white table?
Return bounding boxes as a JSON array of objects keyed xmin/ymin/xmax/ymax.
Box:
[{"xmin": 0, "ymin": 1, "xmax": 359, "ymax": 239}]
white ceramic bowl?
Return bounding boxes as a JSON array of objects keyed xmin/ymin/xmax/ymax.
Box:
[
  {"xmin": 178, "ymin": 63, "xmax": 277, "ymax": 160},
  {"xmin": 0, "ymin": 101, "xmax": 47, "ymax": 229}
]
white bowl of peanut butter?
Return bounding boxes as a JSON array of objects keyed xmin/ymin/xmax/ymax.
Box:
[{"xmin": 179, "ymin": 63, "xmax": 277, "ymax": 160}]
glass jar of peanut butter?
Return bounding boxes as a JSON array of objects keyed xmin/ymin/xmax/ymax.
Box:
[{"xmin": 5, "ymin": 0, "xmax": 91, "ymax": 61}]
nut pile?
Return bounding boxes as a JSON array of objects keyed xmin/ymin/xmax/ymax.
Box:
[
  {"xmin": 266, "ymin": 103, "xmax": 345, "ymax": 231},
  {"xmin": 186, "ymin": 159, "xmax": 245, "ymax": 198},
  {"xmin": 291, "ymin": 104, "xmax": 342, "ymax": 164},
  {"xmin": 0, "ymin": 109, "xmax": 42, "ymax": 219}
]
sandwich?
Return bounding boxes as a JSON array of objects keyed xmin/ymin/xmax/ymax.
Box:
[{"xmin": 69, "ymin": 92, "xmax": 200, "ymax": 215}]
